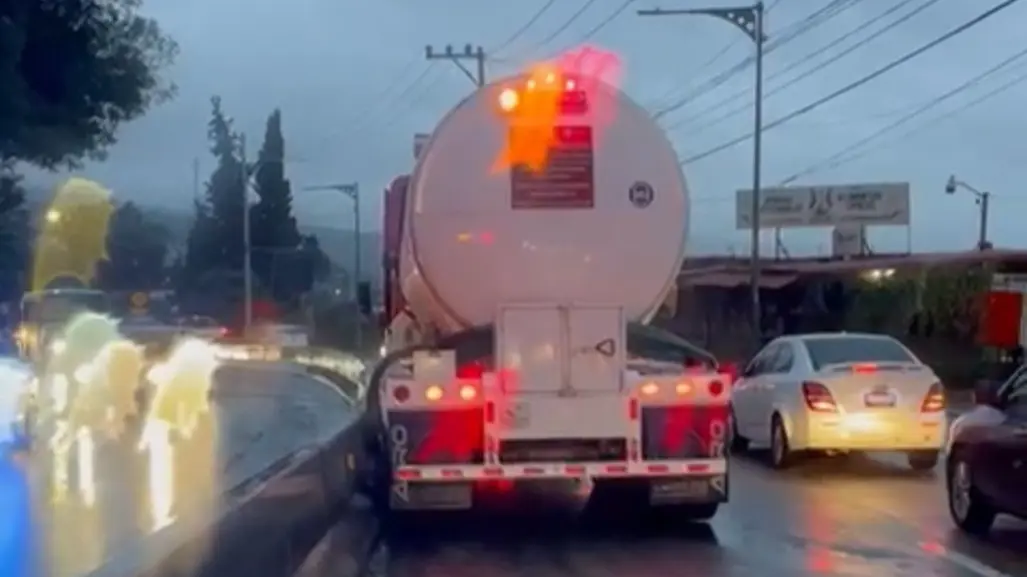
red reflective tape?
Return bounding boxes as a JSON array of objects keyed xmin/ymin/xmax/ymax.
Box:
[
  {"xmin": 686, "ymin": 463, "xmax": 710, "ymax": 473},
  {"xmin": 647, "ymin": 464, "xmax": 669, "ymax": 473},
  {"xmin": 566, "ymin": 465, "xmax": 586, "ymax": 475},
  {"xmin": 523, "ymin": 466, "xmax": 546, "ymax": 475},
  {"xmin": 483, "ymin": 467, "xmax": 504, "ymax": 477},
  {"xmin": 396, "ymin": 468, "xmax": 421, "ymax": 479},
  {"xmin": 441, "ymin": 469, "xmax": 463, "ymax": 478},
  {"xmin": 605, "ymin": 464, "xmax": 628, "ymax": 474}
]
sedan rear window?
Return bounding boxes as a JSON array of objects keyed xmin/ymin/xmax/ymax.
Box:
[{"xmin": 803, "ymin": 336, "xmax": 915, "ymax": 370}]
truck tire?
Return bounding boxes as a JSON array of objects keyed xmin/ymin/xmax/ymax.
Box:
[
  {"xmin": 589, "ymin": 478, "xmax": 720, "ymax": 524},
  {"xmin": 671, "ymin": 502, "xmax": 719, "ymax": 521},
  {"xmin": 357, "ymin": 431, "xmax": 391, "ymax": 514}
]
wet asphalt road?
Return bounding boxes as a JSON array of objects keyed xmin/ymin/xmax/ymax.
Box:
[
  {"xmin": 40, "ymin": 363, "xmax": 354, "ymax": 577},
  {"xmin": 379, "ymin": 426, "xmax": 1027, "ymax": 577}
]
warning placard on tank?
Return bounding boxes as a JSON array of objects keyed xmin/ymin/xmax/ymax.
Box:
[{"xmin": 510, "ymin": 125, "xmax": 595, "ymax": 209}]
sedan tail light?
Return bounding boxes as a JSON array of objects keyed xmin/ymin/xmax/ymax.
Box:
[
  {"xmin": 920, "ymin": 382, "xmax": 945, "ymax": 413},
  {"xmin": 802, "ymin": 381, "xmax": 838, "ymax": 412}
]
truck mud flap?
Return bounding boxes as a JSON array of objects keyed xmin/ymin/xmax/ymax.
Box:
[
  {"xmin": 640, "ymin": 405, "xmax": 729, "ymax": 460},
  {"xmin": 385, "ymin": 408, "xmax": 484, "ymax": 467}
]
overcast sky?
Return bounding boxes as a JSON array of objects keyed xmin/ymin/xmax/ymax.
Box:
[{"xmin": 24, "ymin": 0, "xmax": 1027, "ymax": 255}]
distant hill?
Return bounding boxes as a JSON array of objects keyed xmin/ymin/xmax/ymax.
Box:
[{"xmin": 23, "ymin": 186, "xmax": 383, "ymax": 285}]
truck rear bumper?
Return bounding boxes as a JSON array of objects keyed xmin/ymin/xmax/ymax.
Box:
[{"xmin": 393, "ymin": 458, "xmax": 726, "ymax": 481}]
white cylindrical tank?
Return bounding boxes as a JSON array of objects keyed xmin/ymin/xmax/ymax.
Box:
[{"xmin": 399, "ymin": 72, "xmax": 689, "ymax": 334}]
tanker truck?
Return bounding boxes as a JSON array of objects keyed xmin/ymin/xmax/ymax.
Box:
[{"xmin": 364, "ymin": 68, "xmax": 731, "ymax": 521}]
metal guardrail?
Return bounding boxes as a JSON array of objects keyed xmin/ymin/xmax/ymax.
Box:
[{"xmin": 94, "ymin": 348, "xmax": 375, "ymax": 577}]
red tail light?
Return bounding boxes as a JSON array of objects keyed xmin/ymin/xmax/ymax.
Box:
[
  {"xmin": 392, "ymin": 385, "xmax": 410, "ymax": 403},
  {"xmin": 457, "ymin": 362, "xmax": 484, "ymax": 380},
  {"xmin": 708, "ymin": 379, "xmax": 724, "ymax": 397},
  {"xmin": 802, "ymin": 381, "xmax": 838, "ymax": 412},
  {"xmin": 921, "ymin": 382, "xmax": 945, "ymax": 413},
  {"xmin": 852, "ymin": 363, "xmax": 878, "ymax": 374},
  {"xmin": 720, "ymin": 362, "xmax": 738, "ymax": 384}
]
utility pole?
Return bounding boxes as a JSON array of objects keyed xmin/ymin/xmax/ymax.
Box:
[
  {"xmin": 945, "ymin": 175, "xmax": 991, "ymax": 250},
  {"xmin": 639, "ymin": 3, "xmax": 766, "ymax": 343},
  {"xmin": 239, "ymin": 134, "xmax": 253, "ymax": 335},
  {"xmin": 303, "ymin": 183, "xmax": 362, "ymax": 348},
  {"xmin": 425, "ymin": 44, "xmax": 486, "ymax": 87},
  {"xmin": 192, "ymin": 157, "xmax": 200, "ymax": 202}
]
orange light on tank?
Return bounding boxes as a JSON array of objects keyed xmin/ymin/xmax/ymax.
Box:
[
  {"xmin": 425, "ymin": 385, "xmax": 444, "ymax": 401},
  {"xmin": 675, "ymin": 382, "xmax": 693, "ymax": 395},
  {"xmin": 640, "ymin": 382, "xmax": 659, "ymax": 396},
  {"xmin": 498, "ymin": 88, "xmax": 519, "ymax": 112},
  {"xmin": 459, "ymin": 384, "xmax": 478, "ymax": 401}
]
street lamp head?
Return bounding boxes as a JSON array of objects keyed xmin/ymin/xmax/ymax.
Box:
[{"xmin": 945, "ymin": 175, "xmax": 957, "ymax": 195}]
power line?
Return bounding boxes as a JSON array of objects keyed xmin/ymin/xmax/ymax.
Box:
[
  {"xmin": 779, "ymin": 48, "xmax": 1027, "ymax": 182},
  {"xmin": 681, "ymin": 0, "xmax": 1024, "ymax": 165},
  {"xmin": 339, "ymin": 1, "xmax": 560, "ymax": 142},
  {"xmin": 670, "ymin": 0, "xmax": 931, "ymax": 133},
  {"xmin": 346, "ymin": 66, "xmax": 438, "ymax": 134},
  {"xmin": 649, "ymin": 0, "xmax": 785, "ymax": 108},
  {"xmin": 510, "ymin": 0, "xmax": 600, "ymax": 60},
  {"xmin": 568, "ymin": 0, "xmax": 635, "ymax": 45},
  {"xmin": 491, "ymin": 0, "xmax": 560, "ymax": 55},
  {"xmin": 653, "ymin": 0, "xmax": 863, "ymax": 120}
]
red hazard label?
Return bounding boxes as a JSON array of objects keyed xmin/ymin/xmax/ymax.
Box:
[{"xmin": 510, "ymin": 125, "xmax": 594, "ymax": 209}]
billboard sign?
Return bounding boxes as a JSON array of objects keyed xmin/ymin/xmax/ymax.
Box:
[
  {"xmin": 735, "ymin": 182, "xmax": 910, "ymax": 229},
  {"xmin": 831, "ymin": 225, "xmax": 865, "ymax": 258}
]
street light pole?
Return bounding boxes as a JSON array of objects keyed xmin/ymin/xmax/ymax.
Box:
[
  {"xmin": 945, "ymin": 175, "xmax": 991, "ymax": 250},
  {"xmin": 239, "ymin": 133, "xmax": 253, "ymax": 335},
  {"xmin": 639, "ymin": 3, "xmax": 766, "ymax": 340},
  {"xmin": 303, "ymin": 183, "xmax": 362, "ymax": 347}
]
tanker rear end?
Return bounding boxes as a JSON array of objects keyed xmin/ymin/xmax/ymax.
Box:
[{"xmin": 366, "ymin": 68, "xmax": 729, "ymax": 521}]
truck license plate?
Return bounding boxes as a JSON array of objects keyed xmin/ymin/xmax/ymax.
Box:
[
  {"xmin": 650, "ymin": 478, "xmax": 711, "ymax": 504},
  {"xmin": 406, "ymin": 482, "xmax": 472, "ymax": 509}
]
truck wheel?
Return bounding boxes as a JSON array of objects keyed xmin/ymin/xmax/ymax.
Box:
[
  {"xmin": 358, "ymin": 434, "xmax": 391, "ymax": 514},
  {"xmin": 587, "ymin": 478, "xmax": 648, "ymax": 516},
  {"xmin": 669, "ymin": 502, "xmax": 719, "ymax": 521}
]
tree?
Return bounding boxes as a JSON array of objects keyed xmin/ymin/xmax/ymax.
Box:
[
  {"xmin": 0, "ymin": 163, "xmax": 29, "ymax": 301},
  {"xmin": 201, "ymin": 96, "xmax": 245, "ymax": 272},
  {"xmin": 251, "ymin": 109, "xmax": 301, "ymax": 300},
  {"xmin": 99, "ymin": 202, "xmax": 169, "ymax": 291},
  {"xmin": 0, "ymin": 0, "xmax": 178, "ymax": 169},
  {"xmin": 180, "ymin": 96, "xmax": 247, "ymax": 313}
]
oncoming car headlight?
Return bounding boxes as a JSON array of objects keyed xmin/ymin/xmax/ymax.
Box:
[
  {"xmin": 51, "ymin": 374, "xmax": 70, "ymax": 412},
  {"xmin": 73, "ymin": 364, "xmax": 95, "ymax": 384},
  {"xmin": 50, "ymin": 339, "xmax": 67, "ymax": 355}
]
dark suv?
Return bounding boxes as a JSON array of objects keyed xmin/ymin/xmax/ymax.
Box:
[{"xmin": 945, "ymin": 367, "xmax": 1027, "ymax": 534}]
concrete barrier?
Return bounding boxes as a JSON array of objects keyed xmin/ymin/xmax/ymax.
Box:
[{"xmin": 95, "ymin": 352, "xmax": 375, "ymax": 577}]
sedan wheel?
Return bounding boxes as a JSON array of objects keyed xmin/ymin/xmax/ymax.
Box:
[
  {"xmin": 730, "ymin": 409, "xmax": 749, "ymax": 453},
  {"xmin": 769, "ymin": 417, "xmax": 794, "ymax": 470},
  {"xmin": 947, "ymin": 453, "xmax": 997, "ymax": 535}
]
